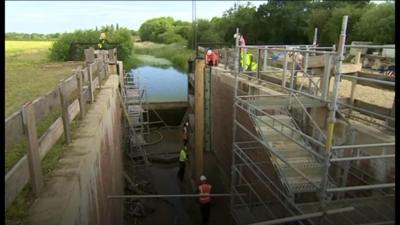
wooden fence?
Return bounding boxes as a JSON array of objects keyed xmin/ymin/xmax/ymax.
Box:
[{"xmin": 5, "ymin": 48, "xmax": 122, "ymax": 210}]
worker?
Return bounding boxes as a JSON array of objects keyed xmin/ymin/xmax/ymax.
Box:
[
  {"xmin": 198, "ymin": 175, "xmax": 212, "ymax": 225},
  {"xmin": 239, "ymin": 35, "xmax": 246, "ymax": 47},
  {"xmin": 97, "ymin": 32, "xmax": 108, "ymax": 50},
  {"xmin": 288, "ymin": 51, "xmax": 304, "ymax": 86},
  {"xmin": 205, "ymin": 49, "xmax": 218, "ymax": 66},
  {"xmin": 182, "ymin": 122, "xmax": 189, "ymax": 146},
  {"xmin": 177, "ymin": 145, "xmax": 189, "ymax": 181},
  {"xmin": 234, "ymin": 32, "xmax": 257, "ymax": 72},
  {"xmin": 233, "ymin": 33, "xmax": 246, "ymax": 47},
  {"xmin": 384, "ymin": 65, "xmax": 395, "ymax": 80},
  {"xmin": 240, "ymin": 51, "xmax": 258, "ymax": 71}
]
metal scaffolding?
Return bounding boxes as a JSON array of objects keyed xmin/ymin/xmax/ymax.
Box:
[
  {"xmin": 122, "ymin": 71, "xmax": 150, "ymax": 165},
  {"xmin": 229, "ymin": 16, "xmax": 395, "ymax": 225}
]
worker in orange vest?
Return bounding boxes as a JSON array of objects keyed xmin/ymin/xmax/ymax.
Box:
[
  {"xmin": 198, "ymin": 175, "xmax": 212, "ymax": 225},
  {"xmin": 205, "ymin": 49, "xmax": 218, "ymax": 66}
]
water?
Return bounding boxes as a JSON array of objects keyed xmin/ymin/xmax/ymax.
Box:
[{"xmin": 130, "ymin": 66, "xmax": 188, "ymax": 102}]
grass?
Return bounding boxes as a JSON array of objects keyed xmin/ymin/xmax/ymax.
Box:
[
  {"xmin": 5, "ymin": 40, "xmax": 84, "ymax": 223},
  {"xmin": 6, "ymin": 40, "xmax": 53, "ymax": 54},
  {"xmin": 133, "ymin": 54, "xmax": 172, "ymax": 67},
  {"xmin": 5, "ymin": 117, "xmax": 82, "ymax": 224},
  {"xmin": 5, "ymin": 40, "xmax": 82, "ymax": 117}
]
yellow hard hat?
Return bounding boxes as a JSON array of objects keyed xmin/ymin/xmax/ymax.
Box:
[{"xmin": 100, "ymin": 32, "xmax": 106, "ymax": 39}]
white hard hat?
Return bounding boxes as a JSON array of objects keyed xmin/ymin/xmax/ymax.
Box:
[
  {"xmin": 200, "ymin": 175, "xmax": 207, "ymax": 181},
  {"xmin": 207, "ymin": 50, "xmax": 212, "ymax": 56}
]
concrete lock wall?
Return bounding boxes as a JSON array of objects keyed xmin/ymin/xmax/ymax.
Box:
[
  {"xmin": 28, "ymin": 75, "xmax": 124, "ymax": 225},
  {"xmin": 209, "ymin": 67, "xmax": 285, "ymax": 187},
  {"xmin": 208, "ymin": 67, "xmax": 288, "ymax": 218},
  {"xmin": 210, "ymin": 68, "xmax": 235, "ymax": 184}
]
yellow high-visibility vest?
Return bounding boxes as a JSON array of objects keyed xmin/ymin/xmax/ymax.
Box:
[
  {"xmin": 240, "ymin": 51, "xmax": 258, "ymax": 71},
  {"xmin": 179, "ymin": 148, "xmax": 188, "ymax": 162}
]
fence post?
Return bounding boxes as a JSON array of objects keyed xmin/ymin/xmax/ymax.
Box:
[
  {"xmin": 263, "ymin": 47, "xmax": 268, "ymax": 71},
  {"xmin": 76, "ymin": 69, "xmax": 85, "ymax": 120},
  {"xmin": 283, "ymin": 49, "xmax": 288, "ymax": 87},
  {"xmin": 22, "ymin": 102, "xmax": 44, "ymax": 196},
  {"xmin": 84, "ymin": 47, "xmax": 95, "ymax": 66},
  {"xmin": 59, "ymin": 82, "xmax": 72, "ymax": 144},
  {"xmin": 290, "ymin": 50, "xmax": 296, "ymax": 90},
  {"xmin": 257, "ymin": 48, "xmax": 261, "ymax": 80},
  {"xmin": 97, "ymin": 57, "xmax": 102, "ymax": 90},
  {"xmin": 224, "ymin": 48, "xmax": 228, "ymax": 70},
  {"xmin": 321, "ymin": 55, "xmax": 333, "ymax": 101},
  {"xmin": 387, "ymin": 99, "xmax": 395, "ymax": 128},
  {"xmin": 88, "ymin": 63, "xmax": 94, "ymax": 103}
]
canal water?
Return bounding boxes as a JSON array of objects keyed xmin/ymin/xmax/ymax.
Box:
[{"xmin": 129, "ymin": 65, "xmax": 188, "ymax": 102}]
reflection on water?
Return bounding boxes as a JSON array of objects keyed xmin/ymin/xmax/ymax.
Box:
[{"xmin": 130, "ymin": 66, "xmax": 188, "ymax": 102}]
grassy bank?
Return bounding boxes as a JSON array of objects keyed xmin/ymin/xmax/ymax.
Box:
[
  {"xmin": 5, "ymin": 40, "xmax": 83, "ymax": 224},
  {"xmin": 127, "ymin": 40, "xmax": 194, "ymax": 71}
]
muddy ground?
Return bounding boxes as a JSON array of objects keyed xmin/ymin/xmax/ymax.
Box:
[{"xmin": 124, "ymin": 128, "xmax": 232, "ymax": 225}]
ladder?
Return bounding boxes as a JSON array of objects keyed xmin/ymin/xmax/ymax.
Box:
[{"xmin": 122, "ymin": 72, "xmax": 149, "ymax": 165}]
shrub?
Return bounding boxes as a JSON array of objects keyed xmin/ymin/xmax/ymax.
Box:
[
  {"xmin": 157, "ymin": 31, "xmax": 186, "ymax": 44},
  {"xmin": 139, "ymin": 17, "xmax": 189, "ymax": 45},
  {"xmin": 49, "ymin": 27, "xmax": 133, "ymax": 63}
]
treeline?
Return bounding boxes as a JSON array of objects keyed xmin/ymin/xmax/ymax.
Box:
[
  {"xmin": 50, "ymin": 25, "xmax": 134, "ymax": 63},
  {"xmin": 138, "ymin": 1, "xmax": 395, "ymax": 48},
  {"xmin": 139, "ymin": 17, "xmax": 191, "ymax": 44},
  {"xmin": 5, "ymin": 32, "xmax": 61, "ymax": 41}
]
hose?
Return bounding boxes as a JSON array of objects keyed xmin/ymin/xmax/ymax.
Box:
[{"xmin": 144, "ymin": 129, "xmax": 163, "ymax": 146}]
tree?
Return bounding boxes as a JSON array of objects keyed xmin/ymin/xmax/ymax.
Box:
[
  {"xmin": 320, "ymin": 3, "xmax": 369, "ymax": 45},
  {"xmin": 256, "ymin": 1, "xmax": 310, "ymax": 44},
  {"xmin": 353, "ymin": 3, "xmax": 395, "ymax": 44},
  {"xmin": 138, "ymin": 17, "xmax": 175, "ymax": 42},
  {"xmin": 173, "ymin": 20, "xmax": 191, "ymax": 40}
]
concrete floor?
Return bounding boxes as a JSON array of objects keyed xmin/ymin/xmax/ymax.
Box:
[{"xmin": 124, "ymin": 128, "xmax": 233, "ymax": 225}]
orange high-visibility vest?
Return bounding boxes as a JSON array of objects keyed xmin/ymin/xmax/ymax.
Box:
[{"xmin": 198, "ymin": 183, "xmax": 212, "ymax": 204}]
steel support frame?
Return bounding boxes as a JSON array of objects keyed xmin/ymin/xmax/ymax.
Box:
[
  {"xmin": 232, "ymin": 144, "xmax": 308, "ymax": 225},
  {"xmin": 229, "ymin": 22, "xmax": 395, "ymax": 225}
]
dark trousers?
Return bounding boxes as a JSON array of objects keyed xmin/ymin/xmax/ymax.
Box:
[
  {"xmin": 177, "ymin": 161, "xmax": 186, "ymax": 181},
  {"xmin": 200, "ymin": 202, "xmax": 210, "ymax": 225}
]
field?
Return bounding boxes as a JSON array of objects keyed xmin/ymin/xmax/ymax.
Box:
[
  {"xmin": 5, "ymin": 41, "xmax": 82, "ymax": 117},
  {"xmin": 5, "ymin": 41, "xmax": 83, "ymax": 224}
]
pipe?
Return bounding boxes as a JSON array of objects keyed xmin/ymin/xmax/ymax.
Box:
[
  {"xmin": 325, "ymin": 121, "xmax": 335, "ymax": 152},
  {"xmin": 344, "ymin": 45, "xmax": 395, "ymax": 49},
  {"xmin": 330, "ymin": 154, "xmax": 395, "ymax": 162},
  {"xmin": 327, "ymin": 183, "xmax": 395, "ymax": 193},
  {"xmin": 312, "ymin": 27, "xmax": 318, "ymax": 46},
  {"xmin": 326, "ymin": 16, "xmax": 348, "ymax": 153},
  {"xmin": 341, "ymin": 75, "xmax": 395, "ymax": 86},
  {"xmin": 331, "ymin": 142, "xmax": 395, "ymax": 150},
  {"xmin": 108, "ymin": 193, "xmax": 245, "ymax": 199},
  {"xmin": 237, "ymin": 46, "xmax": 336, "ymax": 55}
]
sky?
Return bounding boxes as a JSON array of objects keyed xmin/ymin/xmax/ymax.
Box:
[{"xmin": 5, "ymin": 1, "xmax": 268, "ymax": 34}]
